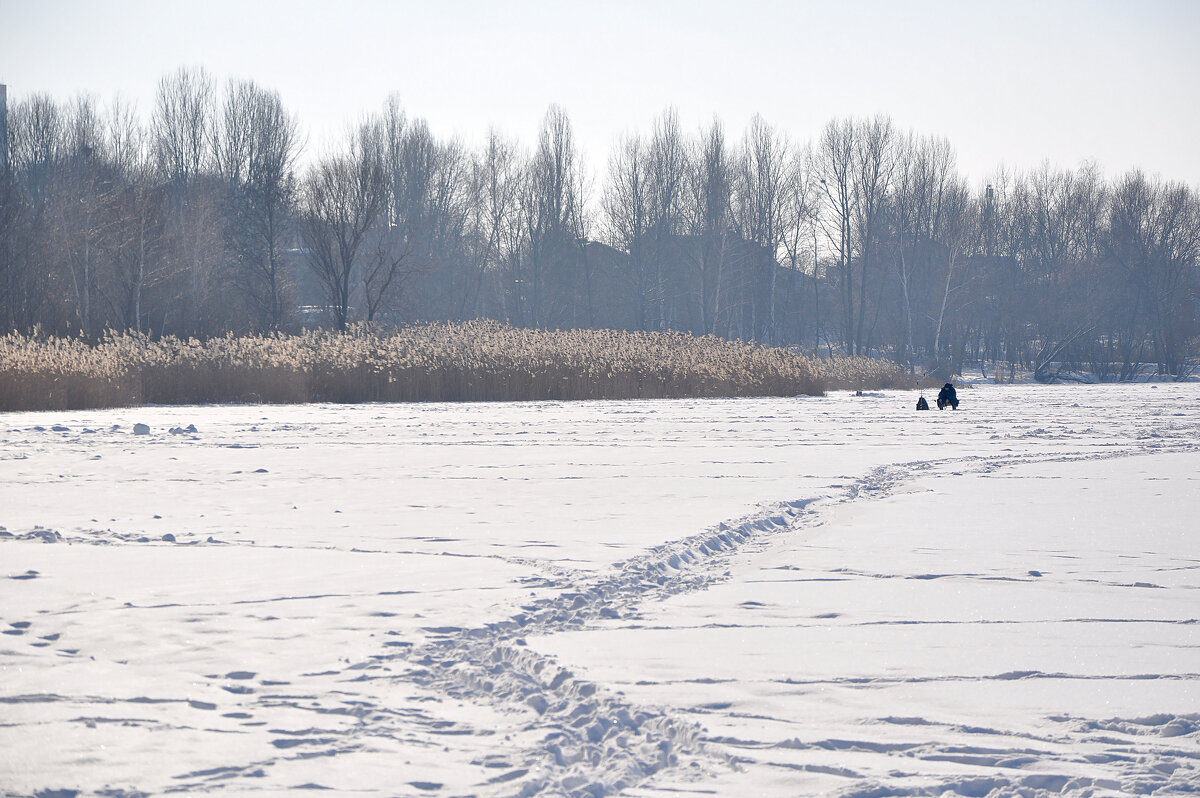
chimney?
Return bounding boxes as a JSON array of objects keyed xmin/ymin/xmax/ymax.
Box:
[{"xmin": 0, "ymin": 84, "xmax": 8, "ymax": 173}]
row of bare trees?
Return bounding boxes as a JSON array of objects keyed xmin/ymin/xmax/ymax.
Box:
[
  {"xmin": 0, "ymin": 69, "xmax": 302, "ymax": 337},
  {"xmin": 2, "ymin": 68, "xmax": 1198, "ymax": 378}
]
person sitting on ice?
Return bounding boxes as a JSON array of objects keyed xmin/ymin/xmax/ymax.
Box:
[
  {"xmin": 936, "ymin": 382, "xmax": 959, "ymax": 410},
  {"xmin": 916, "ymin": 395, "xmax": 929, "ymax": 410}
]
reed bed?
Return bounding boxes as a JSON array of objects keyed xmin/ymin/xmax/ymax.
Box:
[
  {"xmin": 815, "ymin": 354, "xmax": 909, "ymax": 392},
  {"xmin": 0, "ymin": 322, "xmax": 903, "ymax": 411}
]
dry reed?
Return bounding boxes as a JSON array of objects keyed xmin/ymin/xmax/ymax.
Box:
[
  {"xmin": 814, "ymin": 354, "xmax": 910, "ymax": 392},
  {"xmin": 0, "ymin": 322, "xmax": 903, "ymax": 411}
]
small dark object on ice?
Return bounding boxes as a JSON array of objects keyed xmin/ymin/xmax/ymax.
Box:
[
  {"xmin": 936, "ymin": 383, "xmax": 959, "ymax": 410},
  {"xmin": 916, "ymin": 395, "xmax": 929, "ymax": 411}
]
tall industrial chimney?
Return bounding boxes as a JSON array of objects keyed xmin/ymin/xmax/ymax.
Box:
[{"xmin": 0, "ymin": 84, "xmax": 8, "ymax": 173}]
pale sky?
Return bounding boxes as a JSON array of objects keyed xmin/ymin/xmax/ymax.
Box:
[{"xmin": 2, "ymin": 0, "xmax": 1199, "ymax": 187}]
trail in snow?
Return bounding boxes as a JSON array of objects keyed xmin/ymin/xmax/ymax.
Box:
[
  {"xmin": 2, "ymin": 384, "xmax": 1199, "ymax": 797},
  {"xmin": 549, "ymin": 454, "xmax": 1200, "ymax": 794},
  {"xmin": 389, "ymin": 499, "xmax": 817, "ymax": 795},
  {"xmin": 385, "ymin": 438, "xmax": 1200, "ymax": 796}
]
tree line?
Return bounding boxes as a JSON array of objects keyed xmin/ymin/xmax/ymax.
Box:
[{"xmin": 1, "ymin": 67, "xmax": 1198, "ymax": 379}]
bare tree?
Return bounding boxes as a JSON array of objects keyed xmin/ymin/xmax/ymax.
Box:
[
  {"xmin": 815, "ymin": 115, "xmax": 898, "ymax": 355},
  {"xmin": 106, "ymin": 95, "xmax": 142, "ymax": 176},
  {"xmin": 929, "ymin": 177, "xmax": 976, "ymax": 370},
  {"xmin": 421, "ymin": 134, "xmax": 472, "ymax": 319},
  {"xmin": 378, "ymin": 110, "xmax": 473, "ymax": 322},
  {"xmin": 214, "ymin": 79, "xmax": 303, "ymax": 329},
  {"xmin": 779, "ymin": 143, "xmax": 819, "ymax": 347},
  {"xmin": 645, "ymin": 109, "xmax": 685, "ymax": 329},
  {"xmin": 150, "ymin": 67, "xmax": 229, "ymax": 334},
  {"xmin": 682, "ymin": 118, "xmax": 733, "ymax": 336},
  {"xmin": 360, "ymin": 221, "xmax": 410, "ymax": 322},
  {"xmin": 603, "ymin": 130, "xmax": 651, "ymax": 326},
  {"xmin": 484, "ymin": 141, "xmax": 533, "ymax": 327},
  {"xmin": 54, "ymin": 94, "xmax": 110, "ymax": 336},
  {"xmin": 9, "ymin": 93, "xmax": 63, "ymax": 207},
  {"xmin": 733, "ymin": 115, "xmax": 791, "ymax": 343},
  {"xmin": 849, "ymin": 114, "xmax": 898, "ymax": 355},
  {"xmin": 151, "ymin": 67, "xmax": 214, "ymax": 185},
  {"xmin": 523, "ymin": 105, "xmax": 585, "ymax": 327},
  {"xmin": 302, "ymin": 121, "xmax": 388, "ymax": 330},
  {"xmin": 1107, "ymin": 171, "xmax": 1200, "ymax": 377},
  {"xmin": 7, "ymin": 72, "xmax": 1200, "ymax": 369},
  {"xmin": 2, "ymin": 94, "xmax": 65, "ymax": 331},
  {"xmin": 102, "ymin": 135, "xmax": 167, "ymax": 333},
  {"xmin": 600, "ymin": 109, "xmax": 687, "ymax": 331},
  {"xmin": 889, "ymin": 134, "xmax": 958, "ymax": 366},
  {"xmin": 816, "ymin": 117, "xmax": 855, "ymax": 352}
]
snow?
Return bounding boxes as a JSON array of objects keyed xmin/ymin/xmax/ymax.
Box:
[{"xmin": 1, "ymin": 383, "xmax": 1198, "ymax": 796}]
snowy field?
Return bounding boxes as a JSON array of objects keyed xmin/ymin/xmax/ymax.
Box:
[{"xmin": 1, "ymin": 383, "xmax": 1198, "ymax": 797}]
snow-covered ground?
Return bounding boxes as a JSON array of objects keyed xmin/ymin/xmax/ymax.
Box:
[{"xmin": 1, "ymin": 383, "xmax": 1197, "ymax": 797}]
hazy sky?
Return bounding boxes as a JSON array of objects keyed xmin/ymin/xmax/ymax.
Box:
[{"xmin": 2, "ymin": 0, "xmax": 1198, "ymax": 186}]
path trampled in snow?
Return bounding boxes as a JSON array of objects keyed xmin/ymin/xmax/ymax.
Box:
[{"xmin": 1, "ymin": 383, "xmax": 1198, "ymax": 796}]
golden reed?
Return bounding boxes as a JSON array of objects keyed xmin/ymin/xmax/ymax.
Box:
[{"xmin": 0, "ymin": 322, "xmax": 906, "ymax": 411}]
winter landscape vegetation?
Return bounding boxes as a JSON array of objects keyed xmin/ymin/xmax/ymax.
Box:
[
  {"xmin": 0, "ymin": 66, "xmax": 1198, "ymax": 384},
  {"xmin": 3, "ymin": 2, "xmax": 1200, "ymax": 796}
]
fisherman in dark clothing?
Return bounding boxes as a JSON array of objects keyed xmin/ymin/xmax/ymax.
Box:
[
  {"xmin": 916, "ymin": 395, "xmax": 929, "ymax": 410},
  {"xmin": 936, "ymin": 383, "xmax": 959, "ymax": 410}
]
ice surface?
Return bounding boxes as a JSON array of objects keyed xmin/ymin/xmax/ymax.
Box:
[{"xmin": 1, "ymin": 384, "xmax": 1198, "ymax": 796}]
